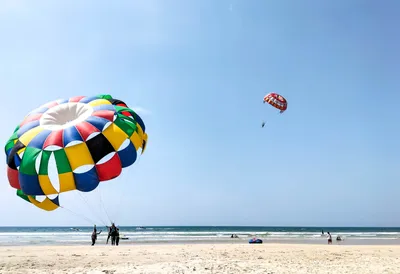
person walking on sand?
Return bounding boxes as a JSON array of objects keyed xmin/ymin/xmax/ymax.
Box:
[
  {"xmin": 327, "ymin": 232, "xmax": 332, "ymax": 244},
  {"xmin": 91, "ymin": 225, "xmax": 102, "ymax": 246}
]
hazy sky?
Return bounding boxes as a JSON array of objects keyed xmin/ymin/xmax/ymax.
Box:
[{"xmin": 1, "ymin": 0, "xmax": 399, "ymax": 227}]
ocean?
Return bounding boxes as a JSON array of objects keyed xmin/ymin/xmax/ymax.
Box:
[{"xmin": 1, "ymin": 226, "xmax": 400, "ymax": 246}]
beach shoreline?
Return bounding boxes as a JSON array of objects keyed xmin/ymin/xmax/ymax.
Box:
[
  {"xmin": 2, "ymin": 238, "xmax": 400, "ymax": 247},
  {"xmin": 1, "ymin": 243, "xmax": 399, "ymax": 273},
  {"xmin": 1, "ymin": 226, "xmax": 400, "ymax": 247}
]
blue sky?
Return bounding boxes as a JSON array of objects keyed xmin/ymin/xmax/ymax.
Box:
[{"xmin": 1, "ymin": 0, "xmax": 399, "ymax": 227}]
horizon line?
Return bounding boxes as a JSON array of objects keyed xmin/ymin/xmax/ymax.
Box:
[{"xmin": 1, "ymin": 225, "xmax": 400, "ymax": 228}]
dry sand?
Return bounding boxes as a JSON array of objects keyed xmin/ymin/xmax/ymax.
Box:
[{"xmin": 0, "ymin": 243, "xmax": 399, "ymax": 273}]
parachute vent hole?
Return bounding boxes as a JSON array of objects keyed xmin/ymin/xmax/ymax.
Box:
[
  {"xmin": 39, "ymin": 102, "xmax": 93, "ymax": 130},
  {"xmin": 86, "ymin": 132, "xmax": 100, "ymax": 141},
  {"xmin": 48, "ymin": 152, "xmax": 61, "ymax": 193},
  {"xmin": 35, "ymin": 151, "xmax": 43, "ymax": 174},
  {"xmin": 47, "ymin": 194, "xmax": 58, "ymax": 200},
  {"xmin": 44, "ymin": 145, "xmax": 63, "ymax": 151},
  {"xmin": 36, "ymin": 195, "xmax": 46, "ymax": 202},
  {"xmin": 74, "ymin": 164, "xmax": 94, "ymax": 174},
  {"xmin": 118, "ymin": 139, "xmax": 131, "ymax": 151},
  {"xmin": 102, "ymin": 122, "xmax": 112, "ymax": 131},
  {"xmin": 97, "ymin": 152, "xmax": 116, "ymax": 165},
  {"xmin": 65, "ymin": 140, "xmax": 83, "ymax": 147}
]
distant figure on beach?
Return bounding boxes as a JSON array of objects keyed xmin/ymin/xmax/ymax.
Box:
[
  {"xmin": 321, "ymin": 229, "xmax": 324, "ymax": 235},
  {"xmin": 110, "ymin": 223, "xmax": 118, "ymax": 245},
  {"xmin": 336, "ymin": 236, "xmax": 342, "ymax": 241},
  {"xmin": 327, "ymin": 232, "xmax": 332, "ymax": 244},
  {"xmin": 91, "ymin": 225, "xmax": 102, "ymax": 246}
]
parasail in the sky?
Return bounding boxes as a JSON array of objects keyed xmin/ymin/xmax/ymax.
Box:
[
  {"xmin": 263, "ymin": 92, "xmax": 288, "ymax": 113},
  {"xmin": 261, "ymin": 93, "xmax": 287, "ymax": 127},
  {"xmin": 5, "ymin": 94, "xmax": 148, "ymax": 212}
]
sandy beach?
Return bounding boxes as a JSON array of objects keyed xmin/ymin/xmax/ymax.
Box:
[{"xmin": 0, "ymin": 243, "xmax": 399, "ymax": 273}]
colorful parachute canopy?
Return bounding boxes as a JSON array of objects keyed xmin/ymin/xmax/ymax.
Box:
[
  {"xmin": 263, "ymin": 93, "xmax": 287, "ymax": 113},
  {"xmin": 5, "ymin": 94, "xmax": 148, "ymax": 211}
]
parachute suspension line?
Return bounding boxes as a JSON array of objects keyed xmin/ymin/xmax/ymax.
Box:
[
  {"xmin": 262, "ymin": 110, "xmax": 284, "ymax": 127},
  {"xmin": 76, "ymin": 191, "xmax": 108, "ymax": 226},
  {"xmin": 83, "ymin": 191, "xmax": 109, "ymax": 226},
  {"xmin": 109, "ymin": 179, "xmax": 125, "ymax": 224},
  {"xmin": 97, "ymin": 186, "xmax": 112, "ymax": 224},
  {"xmin": 112, "ymin": 153, "xmax": 143, "ymax": 224},
  {"xmin": 60, "ymin": 206, "xmax": 98, "ymax": 225}
]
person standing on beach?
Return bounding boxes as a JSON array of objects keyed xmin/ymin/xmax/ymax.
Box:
[
  {"xmin": 327, "ymin": 232, "xmax": 332, "ymax": 244},
  {"xmin": 115, "ymin": 226, "xmax": 120, "ymax": 246},
  {"xmin": 110, "ymin": 223, "xmax": 118, "ymax": 245},
  {"xmin": 106, "ymin": 225, "xmax": 112, "ymax": 244},
  {"xmin": 91, "ymin": 225, "xmax": 102, "ymax": 246}
]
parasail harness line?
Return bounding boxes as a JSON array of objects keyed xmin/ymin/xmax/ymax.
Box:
[
  {"xmin": 111, "ymin": 150, "xmax": 144, "ymax": 224},
  {"xmin": 76, "ymin": 191, "xmax": 109, "ymax": 226},
  {"xmin": 60, "ymin": 205, "xmax": 99, "ymax": 226},
  {"xmin": 58, "ymin": 189, "xmax": 109, "ymax": 226},
  {"xmin": 262, "ymin": 109, "xmax": 284, "ymax": 128},
  {"xmin": 97, "ymin": 186, "xmax": 112, "ymax": 224}
]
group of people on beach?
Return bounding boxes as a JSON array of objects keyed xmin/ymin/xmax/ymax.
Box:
[
  {"xmin": 91, "ymin": 223, "xmax": 120, "ymax": 246},
  {"xmin": 322, "ymin": 230, "xmax": 342, "ymax": 244}
]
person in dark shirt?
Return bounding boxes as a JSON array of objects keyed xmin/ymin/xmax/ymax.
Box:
[
  {"xmin": 110, "ymin": 223, "xmax": 118, "ymax": 245},
  {"xmin": 115, "ymin": 227, "xmax": 120, "ymax": 246}
]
